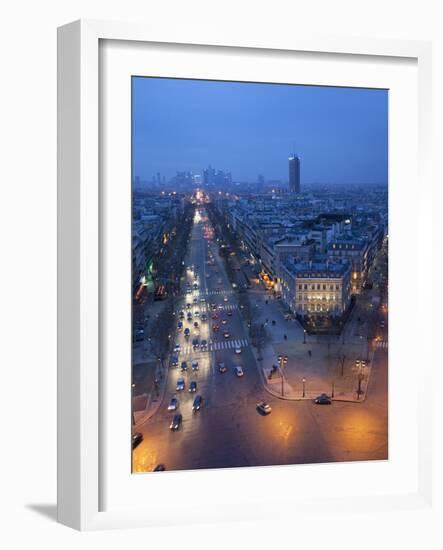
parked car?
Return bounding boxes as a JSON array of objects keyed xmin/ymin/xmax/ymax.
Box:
[
  {"xmin": 189, "ymin": 381, "xmax": 198, "ymax": 393},
  {"xmin": 174, "ymin": 343, "xmax": 181, "ymax": 352},
  {"xmin": 201, "ymin": 339, "xmax": 208, "ymax": 350},
  {"xmin": 171, "ymin": 355, "xmax": 179, "ymax": 367},
  {"xmin": 170, "ymin": 413, "xmax": 182, "ymax": 430},
  {"xmin": 176, "ymin": 378, "xmax": 185, "ymax": 391},
  {"xmin": 132, "ymin": 432, "xmax": 143, "ymax": 449},
  {"xmin": 191, "ymin": 360, "xmax": 199, "ymax": 371},
  {"xmin": 192, "ymin": 395, "xmax": 203, "ymax": 411},
  {"xmin": 168, "ymin": 397, "xmax": 179, "ymax": 411},
  {"xmin": 177, "ymin": 321, "xmax": 183, "ymax": 331},
  {"xmin": 180, "ymin": 361, "xmax": 188, "ymax": 371},
  {"xmin": 314, "ymin": 393, "xmax": 332, "ymax": 405},
  {"xmin": 234, "ymin": 366, "xmax": 244, "ymax": 377},
  {"xmin": 192, "ymin": 338, "xmax": 200, "ymax": 350},
  {"xmin": 256, "ymin": 401, "xmax": 272, "ymax": 415}
]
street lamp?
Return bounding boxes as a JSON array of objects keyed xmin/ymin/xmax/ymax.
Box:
[
  {"xmin": 303, "ymin": 329, "xmax": 307, "ymax": 344},
  {"xmin": 302, "ymin": 377, "xmax": 306, "ymax": 398},
  {"xmin": 278, "ymin": 354, "xmax": 288, "ymax": 397}
]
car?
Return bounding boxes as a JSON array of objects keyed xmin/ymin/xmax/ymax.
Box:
[
  {"xmin": 168, "ymin": 397, "xmax": 179, "ymax": 411},
  {"xmin": 200, "ymin": 339, "xmax": 208, "ymax": 350},
  {"xmin": 314, "ymin": 393, "xmax": 332, "ymax": 405},
  {"xmin": 184, "ymin": 328, "xmax": 190, "ymax": 337},
  {"xmin": 179, "ymin": 311, "xmax": 185, "ymax": 318},
  {"xmin": 221, "ymin": 319, "xmax": 227, "ymax": 325},
  {"xmin": 192, "ymin": 338, "xmax": 200, "ymax": 350},
  {"xmin": 200, "ymin": 297, "xmax": 206, "ymax": 303},
  {"xmin": 153, "ymin": 464, "xmax": 166, "ymax": 471},
  {"xmin": 170, "ymin": 413, "xmax": 182, "ymax": 430},
  {"xmin": 171, "ymin": 355, "xmax": 179, "ymax": 367},
  {"xmin": 212, "ymin": 313, "xmax": 219, "ymax": 320},
  {"xmin": 200, "ymin": 313, "xmax": 207, "ymax": 321},
  {"xmin": 218, "ymin": 363, "xmax": 227, "ymax": 373},
  {"xmin": 180, "ymin": 361, "xmax": 188, "ymax": 371},
  {"xmin": 189, "ymin": 381, "xmax": 198, "ymax": 393},
  {"xmin": 234, "ymin": 366, "xmax": 244, "ymax": 377},
  {"xmin": 187, "ymin": 313, "xmax": 193, "ymax": 321},
  {"xmin": 132, "ymin": 432, "xmax": 143, "ymax": 449},
  {"xmin": 256, "ymin": 401, "xmax": 272, "ymax": 415},
  {"xmin": 193, "ymin": 297, "xmax": 198, "ymax": 303},
  {"xmin": 192, "ymin": 395, "xmax": 203, "ymax": 411},
  {"xmin": 194, "ymin": 321, "xmax": 199, "ymax": 328},
  {"xmin": 194, "ymin": 310, "xmax": 200, "ymax": 316},
  {"xmin": 173, "ymin": 343, "xmax": 181, "ymax": 352},
  {"xmin": 193, "ymin": 283, "xmax": 198, "ymax": 289},
  {"xmin": 211, "ymin": 303, "xmax": 217, "ymax": 309},
  {"xmin": 176, "ymin": 378, "xmax": 185, "ymax": 391},
  {"xmin": 186, "ymin": 288, "xmax": 192, "ymax": 294},
  {"xmin": 235, "ymin": 347, "xmax": 242, "ymax": 354},
  {"xmin": 177, "ymin": 321, "xmax": 183, "ymax": 330},
  {"xmin": 186, "ymin": 302, "xmax": 192, "ymax": 309},
  {"xmin": 191, "ymin": 360, "xmax": 199, "ymax": 371},
  {"xmin": 223, "ymin": 296, "xmax": 228, "ymax": 302},
  {"xmin": 227, "ymin": 311, "xmax": 233, "ymax": 317},
  {"xmin": 223, "ymin": 332, "xmax": 230, "ymax": 339},
  {"xmin": 212, "ymin": 324, "xmax": 219, "ymax": 332}
]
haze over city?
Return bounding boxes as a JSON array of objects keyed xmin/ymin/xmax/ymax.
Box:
[{"xmin": 132, "ymin": 77, "xmax": 388, "ymax": 186}]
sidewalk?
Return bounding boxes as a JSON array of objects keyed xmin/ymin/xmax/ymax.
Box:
[
  {"xmin": 246, "ymin": 285, "xmax": 374, "ymax": 403},
  {"xmin": 132, "ymin": 356, "xmax": 169, "ymax": 427}
]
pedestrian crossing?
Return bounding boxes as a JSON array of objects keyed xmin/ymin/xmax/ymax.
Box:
[
  {"xmin": 376, "ymin": 340, "xmax": 388, "ymax": 349},
  {"xmin": 204, "ymin": 289, "xmax": 235, "ymax": 296},
  {"xmin": 179, "ymin": 338, "xmax": 249, "ymax": 355},
  {"xmin": 218, "ymin": 304, "xmax": 237, "ymax": 311}
]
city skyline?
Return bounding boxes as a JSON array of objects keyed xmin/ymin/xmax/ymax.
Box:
[{"xmin": 132, "ymin": 77, "xmax": 388, "ymax": 185}]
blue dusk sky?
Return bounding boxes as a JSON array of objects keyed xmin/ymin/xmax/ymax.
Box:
[{"xmin": 132, "ymin": 77, "xmax": 388, "ymax": 185}]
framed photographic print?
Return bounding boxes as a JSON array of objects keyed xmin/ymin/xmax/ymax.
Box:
[{"xmin": 57, "ymin": 19, "xmax": 434, "ymax": 530}]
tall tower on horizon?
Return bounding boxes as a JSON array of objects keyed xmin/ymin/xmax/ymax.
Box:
[{"xmin": 288, "ymin": 154, "xmax": 301, "ymax": 193}]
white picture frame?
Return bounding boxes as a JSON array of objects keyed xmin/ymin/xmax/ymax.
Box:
[{"xmin": 57, "ymin": 19, "xmax": 434, "ymax": 531}]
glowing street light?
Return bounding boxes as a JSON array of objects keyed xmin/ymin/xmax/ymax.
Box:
[{"xmin": 278, "ymin": 354, "xmax": 288, "ymax": 397}]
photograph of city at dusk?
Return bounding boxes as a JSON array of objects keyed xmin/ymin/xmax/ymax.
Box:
[{"xmin": 131, "ymin": 77, "xmax": 388, "ymax": 473}]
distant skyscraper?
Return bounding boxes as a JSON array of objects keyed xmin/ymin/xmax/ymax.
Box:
[{"xmin": 288, "ymin": 154, "xmax": 301, "ymax": 193}]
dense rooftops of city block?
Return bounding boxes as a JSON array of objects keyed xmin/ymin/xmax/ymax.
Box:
[{"xmin": 283, "ymin": 257, "xmax": 351, "ymax": 278}]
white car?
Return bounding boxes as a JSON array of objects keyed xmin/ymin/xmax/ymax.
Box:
[
  {"xmin": 235, "ymin": 347, "xmax": 242, "ymax": 354},
  {"xmin": 234, "ymin": 366, "xmax": 244, "ymax": 377}
]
